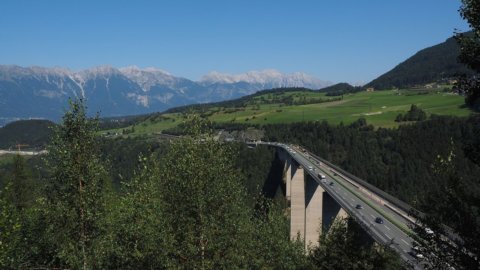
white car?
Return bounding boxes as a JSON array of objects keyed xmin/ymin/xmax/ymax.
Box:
[{"xmin": 416, "ymin": 253, "xmax": 424, "ymax": 260}]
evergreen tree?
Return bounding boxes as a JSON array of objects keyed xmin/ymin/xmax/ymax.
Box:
[
  {"xmin": 3, "ymin": 155, "xmax": 34, "ymax": 210},
  {"xmin": 0, "ymin": 184, "xmax": 21, "ymax": 268}
]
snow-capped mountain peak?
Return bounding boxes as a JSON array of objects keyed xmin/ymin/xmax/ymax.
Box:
[
  {"xmin": 79, "ymin": 65, "xmax": 121, "ymax": 79},
  {"xmin": 0, "ymin": 64, "xmax": 332, "ymax": 126},
  {"xmin": 200, "ymin": 69, "xmax": 330, "ymax": 89},
  {"xmin": 119, "ymin": 65, "xmax": 181, "ymax": 92}
]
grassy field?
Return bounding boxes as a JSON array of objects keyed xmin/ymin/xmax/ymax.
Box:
[
  {"xmin": 103, "ymin": 89, "xmax": 474, "ymax": 136},
  {"xmin": 101, "ymin": 114, "xmax": 182, "ymax": 136}
]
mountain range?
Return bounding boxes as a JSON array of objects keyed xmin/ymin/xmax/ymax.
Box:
[
  {"xmin": 0, "ymin": 33, "xmax": 474, "ymax": 126},
  {"xmin": 0, "ymin": 65, "xmax": 330, "ymax": 125}
]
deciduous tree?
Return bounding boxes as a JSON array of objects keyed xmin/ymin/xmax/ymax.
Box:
[{"xmin": 42, "ymin": 99, "xmax": 108, "ymax": 269}]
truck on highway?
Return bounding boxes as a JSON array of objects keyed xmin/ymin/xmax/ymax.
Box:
[{"xmin": 318, "ymin": 173, "xmax": 326, "ymax": 179}]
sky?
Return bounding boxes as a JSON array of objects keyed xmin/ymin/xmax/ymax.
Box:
[{"xmin": 0, "ymin": 0, "xmax": 471, "ymax": 84}]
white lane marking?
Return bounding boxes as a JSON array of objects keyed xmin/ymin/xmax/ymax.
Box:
[
  {"xmin": 385, "ymin": 225, "xmax": 391, "ymax": 231},
  {"xmin": 385, "ymin": 233, "xmax": 391, "ymax": 239},
  {"xmin": 370, "ymin": 214, "xmax": 375, "ymax": 219},
  {"xmin": 401, "ymin": 239, "xmax": 409, "ymax": 245},
  {"xmin": 350, "ymin": 198, "xmax": 355, "ymax": 202}
]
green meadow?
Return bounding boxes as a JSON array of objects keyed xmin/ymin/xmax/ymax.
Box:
[{"xmin": 104, "ymin": 89, "xmax": 473, "ymax": 136}]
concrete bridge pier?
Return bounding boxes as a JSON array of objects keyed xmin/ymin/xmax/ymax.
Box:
[
  {"xmin": 290, "ymin": 163, "xmax": 305, "ymax": 241},
  {"xmin": 305, "ymin": 173, "xmax": 324, "ymax": 249},
  {"xmin": 278, "ymin": 147, "xmax": 349, "ymax": 251}
]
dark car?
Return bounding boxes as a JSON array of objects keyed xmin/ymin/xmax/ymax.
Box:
[
  {"xmin": 375, "ymin": 217, "xmax": 384, "ymax": 224},
  {"xmin": 329, "ymin": 181, "xmax": 334, "ymax": 186},
  {"xmin": 355, "ymin": 204, "xmax": 363, "ymax": 209}
]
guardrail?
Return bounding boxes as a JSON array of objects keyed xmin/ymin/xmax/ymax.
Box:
[{"xmin": 307, "ymin": 151, "xmax": 425, "ymax": 220}]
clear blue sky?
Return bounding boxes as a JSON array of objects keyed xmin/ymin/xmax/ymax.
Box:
[{"xmin": 0, "ymin": 0, "xmax": 470, "ymax": 84}]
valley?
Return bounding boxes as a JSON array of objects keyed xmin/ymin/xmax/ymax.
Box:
[
  {"xmin": 1, "ymin": 1, "xmax": 479, "ymax": 268},
  {"xmin": 102, "ymin": 87, "xmax": 471, "ymax": 137}
]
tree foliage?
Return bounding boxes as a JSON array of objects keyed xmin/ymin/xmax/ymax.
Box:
[
  {"xmin": 6, "ymin": 100, "xmax": 471, "ymax": 268},
  {"xmin": 395, "ymin": 104, "xmax": 427, "ymax": 122},
  {"xmin": 157, "ymin": 116, "xmax": 305, "ymax": 268},
  {"xmin": 98, "ymin": 156, "xmax": 175, "ymax": 269},
  {"xmin": 1, "ymin": 155, "xmax": 35, "ymax": 210},
  {"xmin": 0, "ymin": 184, "xmax": 21, "ymax": 267},
  {"xmin": 412, "ymin": 142, "xmax": 480, "ymax": 269},
  {"xmin": 0, "ymin": 119, "xmax": 54, "ymax": 149},
  {"xmin": 41, "ymin": 99, "xmax": 109, "ymax": 269},
  {"xmin": 456, "ymin": 0, "xmax": 480, "ymax": 110},
  {"xmin": 309, "ymin": 218, "xmax": 405, "ymax": 270},
  {"xmin": 263, "ymin": 115, "xmax": 480, "ymax": 209}
]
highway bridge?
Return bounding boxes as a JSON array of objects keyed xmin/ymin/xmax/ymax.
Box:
[{"xmin": 254, "ymin": 142, "xmax": 424, "ymax": 269}]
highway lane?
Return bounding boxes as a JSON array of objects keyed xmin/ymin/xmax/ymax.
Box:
[
  {"xmin": 262, "ymin": 142, "xmax": 423, "ymax": 269},
  {"xmin": 306, "ymin": 150, "xmax": 418, "ymax": 228}
]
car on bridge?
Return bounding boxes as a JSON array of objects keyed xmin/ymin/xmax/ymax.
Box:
[
  {"xmin": 375, "ymin": 217, "xmax": 384, "ymax": 224},
  {"xmin": 355, "ymin": 204, "xmax": 363, "ymax": 209},
  {"xmin": 318, "ymin": 173, "xmax": 326, "ymax": 179}
]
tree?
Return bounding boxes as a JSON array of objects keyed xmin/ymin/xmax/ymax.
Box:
[
  {"xmin": 250, "ymin": 198, "xmax": 307, "ymax": 269},
  {"xmin": 158, "ymin": 114, "xmax": 305, "ymax": 269},
  {"xmin": 2, "ymin": 155, "xmax": 34, "ymax": 210},
  {"xmin": 456, "ymin": 0, "xmax": 480, "ymax": 110},
  {"xmin": 0, "ymin": 155, "xmax": 43, "ymax": 268},
  {"xmin": 98, "ymin": 156, "xmax": 175, "ymax": 269},
  {"xmin": 412, "ymin": 144, "xmax": 480, "ymax": 269},
  {"xmin": 158, "ymin": 117, "xmax": 255, "ymax": 268},
  {"xmin": 0, "ymin": 184, "xmax": 21, "ymax": 268},
  {"xmin": 41, "ymin": 99, "xmax": 108, "ymax": 269},
  {"xmin": 309, "ymin": 217, "xmax": 405, "ymax": 270}
]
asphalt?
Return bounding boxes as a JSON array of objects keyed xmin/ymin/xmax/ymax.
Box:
[{"xmin": 262, "ymin": 142, "xmax": 424, "ymax": 269}]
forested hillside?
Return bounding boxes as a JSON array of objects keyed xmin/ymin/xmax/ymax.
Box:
[
  {"xmin": 365, "ymin": 34, "xmax": 474, "ymax": 90},
  {"xmin": 319, "ymin": 82, "xmax": 363, "ymax": 96},
  {"xmin": 262, "ymin": 115, "xmax": 480, "ymax": 269},
  {"xmin": 164, "ymin": 87, "xmax": 314, "ymax": 114},
  {"xmin": 263, "ymin": 115, "xmax": 480, "ymax": 210},
  {"xmin": 0, "ymin": 101, "xmax": 404, "ymax": 269},
  {"xmin": 0, "ymin": 119, "xmax": 54, "ymax": 149}
]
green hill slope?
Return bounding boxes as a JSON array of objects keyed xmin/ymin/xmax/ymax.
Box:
[
  {"xmin": 101, "ymin": 87, "xmax": 472, "ymax": 137},
  {"xmin": 319, "ymin": 83, "xmax": 363, "ymax": 96},
  {"xmin": 365, "ymin": 34, "xmax": 474, "ymax": 90},
  {"xmin": 0, "ymin": 119, "xmax": 54, "ymax": 149}
]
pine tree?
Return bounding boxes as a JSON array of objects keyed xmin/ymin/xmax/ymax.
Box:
[
  {"xmin": 3, "ymin": 154, "xmax": 34, "ymax": 210},
  {"xmin": 0, "ymin": 184, "xmax": 21, "ymax": 268}
]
